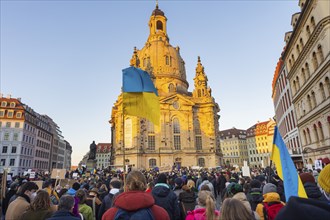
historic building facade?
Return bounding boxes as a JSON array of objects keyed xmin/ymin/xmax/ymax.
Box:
[
  {"xmin": 280, "ymin": 0, "xmax": 330, "ymax": 164},
  {"xmin": 96, "ymin": 143, "xmax": 111, "ymax": 169},
  {"xmin": 220, "ymin": 128, "xmax": 248, "ymax": 167},
  {"xmin": 0, "ymin": 95, "xmax": 71, "ymax": 175},
  {"xmin": 272, "ymin": 57, "xmax": 303, "ymax": 168},
  {"xmin": 110, "ymin": 5, "xmax": 221, "ymax": 169}
]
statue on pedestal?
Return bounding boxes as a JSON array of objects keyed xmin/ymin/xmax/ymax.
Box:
[{"xmin": 88, "ymin": 141, "xmax": 97, "ymax": 160}]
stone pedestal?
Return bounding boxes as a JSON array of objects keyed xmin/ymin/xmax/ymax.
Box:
[{"xmin": 86, "ymin": 159, "xmax": 97, "ymax": 172}]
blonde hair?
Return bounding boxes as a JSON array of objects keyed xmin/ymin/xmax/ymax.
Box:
[
  {"xmin": 220, "ymin": 198, "xmax": 254, "ymax": 220},
  {"xmin": 187, "ymin": 179, "xmax": 195, "ymax": 189},
  {"xmin": 197, "ymin": 190, "xmax": 216, "ymax": 220},
  {"xmin": 126, "ymin": 170, "xmax": 147, "ymax": 191}
]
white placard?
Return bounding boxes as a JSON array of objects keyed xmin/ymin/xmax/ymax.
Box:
[
  {"xmin": 72, "ymin": 173, "xmax": 78, "ymax": 178},
  {"xmin": 242, "ymin": 166, "xmax": 250, "ymax": 177},
  {"xmin": 314, "ymin": 160, "xmax": 323, "ymax": 170},
  {"xmin": 29, "ymin": 172, "xmax": 35, "ymax": 179},
  {"xmin": 7, "ymin": 175, "xmax": 12, "ymax": 181},
  {"xmin": 243, "ymin": 161, "xmax": 248, "ymax": 167},
  {"xmin": 306, "ymin": 164, "xmax": 313, "ymax": 170}
]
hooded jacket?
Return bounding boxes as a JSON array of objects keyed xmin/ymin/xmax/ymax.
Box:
[
  {"xmin": 256, "ymin": 192, "xmax": 285, "ymax": 220},
  {"xmin": 5, "ymin": 196, "xmax": 30, "ymax": 220},
  {"xmin": 47, "ymin": 210, "xmax": 81, "ymax": 220},
  {"xmin": 179, "ymin": 191, "xmax": 196, "ymax": 219},
  {"xmin": 233, "ymin": 192, "xmax": 260, "ymax": 220},
  {"xmin": 304, "ymin": 182, "xmax": 327, "ymax": 201},
  {"xmin": 247, "ymin": 188, "xmax": 264, "ymax": 211},
  {"xmin": 98, "ymin": 188, "xmax": 120, "ymax": 220},
  {"xmin": 152, "ymin": 184, "xmax": 180, "ymax": 220},
  {"xmin": 101, "ymin": 191, "xmax": 170, "ymax": 220}
]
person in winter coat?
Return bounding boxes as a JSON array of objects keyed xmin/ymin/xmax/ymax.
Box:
[
  {"xmin": 256, "ymin": 183, "xmax": 285, "ymax": 220},
  {"xmin": 1, "ymin": 182, "xmax": 19, "ymax": 216},
  {"xmin": 246, "ymin": 179, "xmax": 263, "ymax": 211},
  {"xmin": 102, "ymin": 170, "xmax": 170, "ymax": 220},
  {"xmin": 232, "ymin": 191, "xmax": 261, "ymax": 220},
  {"xmin": 152, "ymin": 173, "xmax": 180, "ymax": 220},
  {"xmin": 20, "ymin": 190, "xmax": 54, "ymax": 220},
  {"xmin": 76, "ymin": 189, "xmax": 93, "ymax": 220},
  {"xmin": 98, "ymin": 179, "xmax": 121, "ymax": 219},
  {"xmin": 216, "ymin": 173, "xmax": 226, "ymax": 197},
  {"xmin": 5, "ymin": 181, "xmax": 39, "ymax": 220},
  {"xmin": 179, "ymin": 185, "xmax": 196, "ymax": 219},
  {"xmin": 185, "ymin": 190, "xmax": 220, "ymax": 220},
  {"xmin": 86, "ymin": 188, "xmax": 102, "ymax": 220},
  {"xmin": 173, "ymin": 177, "xmax": 184, "ymax": 197},
  {"xmin": 65, "ymin": 182, "xmax": 81, "ymax": 218},
  {"xmin": 299, "ymin": 172, "xmax": 327, "ymax": 201},
  {"xmin": 47, "ymin": 195, "xmax": 81, "ymax": 220},
  {"xmin": 198, "ymin": 176, "xmax": 214, "ymax": 197},
  {"xmin": 221, "ymin": 198, "xmax": 255, "ymax": 220}
]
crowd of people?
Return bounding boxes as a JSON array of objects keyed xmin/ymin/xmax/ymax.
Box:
[{"xmin": 0, "ymin": 164, "xmax": 329, "ymax": 220}]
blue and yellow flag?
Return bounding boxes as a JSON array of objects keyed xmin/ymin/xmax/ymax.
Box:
[
  {"xmin": 122, "ymin": 67, "xmax": 160, "ymax": 126},
  {"xmin": 271, "ymin": 126, "xmax": 307, "ymax": 201}
]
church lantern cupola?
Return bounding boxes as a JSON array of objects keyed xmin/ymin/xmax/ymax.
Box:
[
  {"xmin": 148, "ymin": 3, "xmax": 169, "ymax": 43},
  {"xmin": 193, "ymin": 56, "xmax": 212, "ymax": 98}
]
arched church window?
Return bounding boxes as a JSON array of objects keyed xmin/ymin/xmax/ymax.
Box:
[
  {"xmin": 173, "ymin": 118, "xmax": 181, "ymax": 150},
  {"xmin": 165, "ymin": 56, "xmax": 169, "ymax": 65},
  {"xmin": 198, "ymin": 89, "xmax": 201, "ymax": 97},
  {"xmin": 169, "ymin": 83, "xmax": 175, "ymax": 92},
  {"xmin": 149, "ymin": 158, "xmax": 156, "ymax": 168},
  {"xmin": 195, "ymin": 119, "xmax": 202, "ymax": 150},
  {"xmin": 156, "ymin": 20, "xmax": 163, "ymax": 31},
  {"xmin": 198, "ymin": 158, "xmax": 205, "ymax": 167}
]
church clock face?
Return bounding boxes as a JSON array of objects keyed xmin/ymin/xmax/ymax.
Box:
[{"xmin": 173, "ymin": 101, "xmax": 180, "ymax": 109}]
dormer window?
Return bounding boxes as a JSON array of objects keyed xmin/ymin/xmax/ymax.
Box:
[
  {"xmin": 156, "ymin": 20, "xmax": 163, "ymax": 31},
  {"xmin": 16, "ymin": 112, "xmax": 22, "ymax": 118},
  {"xmin": 1, "ymin": 101, "xmax": 7, "ymax": 107},
  {"xmin": 10, "ymin": 102, "xmax": 15, "ymax": 108}
]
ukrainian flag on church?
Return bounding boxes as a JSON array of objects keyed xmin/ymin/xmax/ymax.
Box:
[
  {"xmin": 271, "ymin": 126, "xmax": 307, "ymax": 201},
  {"xmin": 122, "ymin": 67, "xmax": 160, "ymax": 126}
]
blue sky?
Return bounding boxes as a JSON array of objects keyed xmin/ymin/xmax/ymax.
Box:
[{"xmin": 1, "ymin": 0, "xmax": 300, "ymax": 165}]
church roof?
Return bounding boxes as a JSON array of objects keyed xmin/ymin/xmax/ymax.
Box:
[{"xmin": 151, "ymin": 4, "xmax": 165, "ymax": 16}]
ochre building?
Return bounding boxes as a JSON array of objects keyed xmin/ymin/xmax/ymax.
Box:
[{"xmin": 110, "ymin": 5, "xmax": 221, "ymax": 169}]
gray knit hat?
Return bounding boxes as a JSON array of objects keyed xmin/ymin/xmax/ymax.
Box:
[{"xmin": 263, "ymin": 183, "xmax": 277, "ymax": 194}]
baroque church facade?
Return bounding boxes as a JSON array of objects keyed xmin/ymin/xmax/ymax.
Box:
[{"xmin": 110, "ymin": 5, "xmax": 222, "ymax": 169}]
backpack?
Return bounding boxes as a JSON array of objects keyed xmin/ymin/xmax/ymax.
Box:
[
  {"xmin": 263, "ymin": 202, "xmax": 284, "ymax": 220},
  {"xmin": 114, "ymin": 207, "xmax": 155, "ymax": 220}
]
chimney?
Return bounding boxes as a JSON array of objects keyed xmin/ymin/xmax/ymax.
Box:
[{"xmin": 6, "ymin": 94, "xmax": 11, "ymax": 99}]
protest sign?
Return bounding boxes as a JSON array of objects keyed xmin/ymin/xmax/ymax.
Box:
[{"xmin": 51, "ymin": 169, "xmax": 66, "ymax": 179}]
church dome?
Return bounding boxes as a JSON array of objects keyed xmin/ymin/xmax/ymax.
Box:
[{"xmin": 132, "ymin": 5, "xmax": 189, "ymax": 96}]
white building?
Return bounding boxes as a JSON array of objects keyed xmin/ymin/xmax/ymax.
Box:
[{"xmin": 96, "ymin": 143, "xmax": 111, "ymax": 169}]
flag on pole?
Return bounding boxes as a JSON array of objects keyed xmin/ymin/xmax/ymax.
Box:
[
  {"xmin": 271, "ymin": 126, "xmax": 307, "ymax": 201},
  {"xmin": 122, "ymin": 67, "xmax": 160, "ymax": 126}
]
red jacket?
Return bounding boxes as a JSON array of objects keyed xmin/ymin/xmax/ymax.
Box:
[{"xmin": 102, "ymin": 191, "xmax": 170, "ymax": 220}]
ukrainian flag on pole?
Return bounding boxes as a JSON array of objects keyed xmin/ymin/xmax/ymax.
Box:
[
  {"xmin": 122, "ymin": 67, "xmax": 160, "ymax": 126},
  {"xmin": 271, "ymin": 126, "xmax": 307, "ymax": 201}
]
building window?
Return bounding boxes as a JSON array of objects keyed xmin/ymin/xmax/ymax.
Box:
[
  {"xmin": 6, "ymin": 122, "xmax": 11, "ymax": 128},
  {"xmin": 1, "ymin": 101, "xmax": 7, "ymax": 107},
  {"xmin": 303, "ymin": 130, "xmax": 307, "ymax": 145},
  {"xmin": 296, "ymin": 44, "xmax": 300, "ymax": 54},
  {"xmin": 195, "ymin": 119, "xmax": 202, "ymax": 150},
  {"xmin": 311, "ymin": 17, "xmax": 316, "ymax": 29},
  {"xmin": 0, "ymin": 110, "xmax": 4, "ymax": 117},
  {"xmin": 11, "ymin": 146, "xmax": 17, "ymax": 153},
  {"xmin": 1, "ymin": 159, "xmax": 5, "ymax": 166},
  {"xmin": 325, "ymin": 77, "xmax": 330, "ymax": 95},
  {"xmin": 7, "ymin": 111, "xmax": 13, "ymax": 118},
  {"xmin": 168, "ymin": 83, "xmax": 175, "ymax": 92},
  {"xmin": 173, "ymin": 118, "xmax": 181, "ymax": 150},
  {"xmin": 198, "ymin": 158, "xmax": 205, "ymax": 167},
  {"xmin": 156, "ymin": 20, "xmax": 163, "ymax": 31},
  {"xmin": 195, "ymin": 136, "xmax": 202, "ymax": 150},
  {"xmin": 318, "ymin": 45, "xmax": 324, "ymax": 63},
  {"xmin": 301, "ymin": 68, "xmax": 306, "ymax": 82},
  {"xmin": 10, "ymin": 102, "xmax": 15, "ymax": 108},
  {"xmin": 15, "ymin": 122, "xmax": 20, "ymax": 128},
  {"xmin": 148, "ymin": 136, "xmax": 155, "ymax": 150},
  {"xmin": 296, "ymin": 76, "xmax": 300, "ymax": 89},
  {"xmin": 300, "ymin": 38, "xmax": 304, "ymax": 48},
  {"xmin": 149, "ymin": 158, "xmax": 156, "ymax": 168},
  {"xmin": 2, "ymin": 146, "xmax": 8, "ymax": 153},
  {"xmin": 16, "ymin": 112, "xmax": 22, "ymax": 118},
  {"xmin": 318, "ymin": 121, "xmax": 324, "ymax": 141},
  {"xmin": 10, "ymin": 159, "xmax": 15, "ymax": 166},
  {"xmin": 313, "ymin": 124, "xmax": 319, "ymax": 142},
  {"xmin": 13, "ymin": 133, "xmax": 19, "ymax": 141},
  {"xmin": 311, "ymin": 91, "xmax": 317, "ymax": 108},
  {"xmin": 306, "ymin": 25, "xmax": 311, "ymax": 36},
  {"xmin": 4, "ymin": 133, "xmax": 10, "ymax": 141},
  {"xmin": 307, "ymin": 95, "xmax": 312, "ymax": 111},
  {"xmin": 312, "ymin": 52, "xmax": 318, "ymax": 70},
  {"xmin": 320, "ymin": 83, "xmax": 326, "ymax": 101}
]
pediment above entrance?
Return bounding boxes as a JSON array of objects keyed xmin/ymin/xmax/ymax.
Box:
[{"xmin": 160, "ymin": 94, "xmax": 195, "ymax": 107}]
